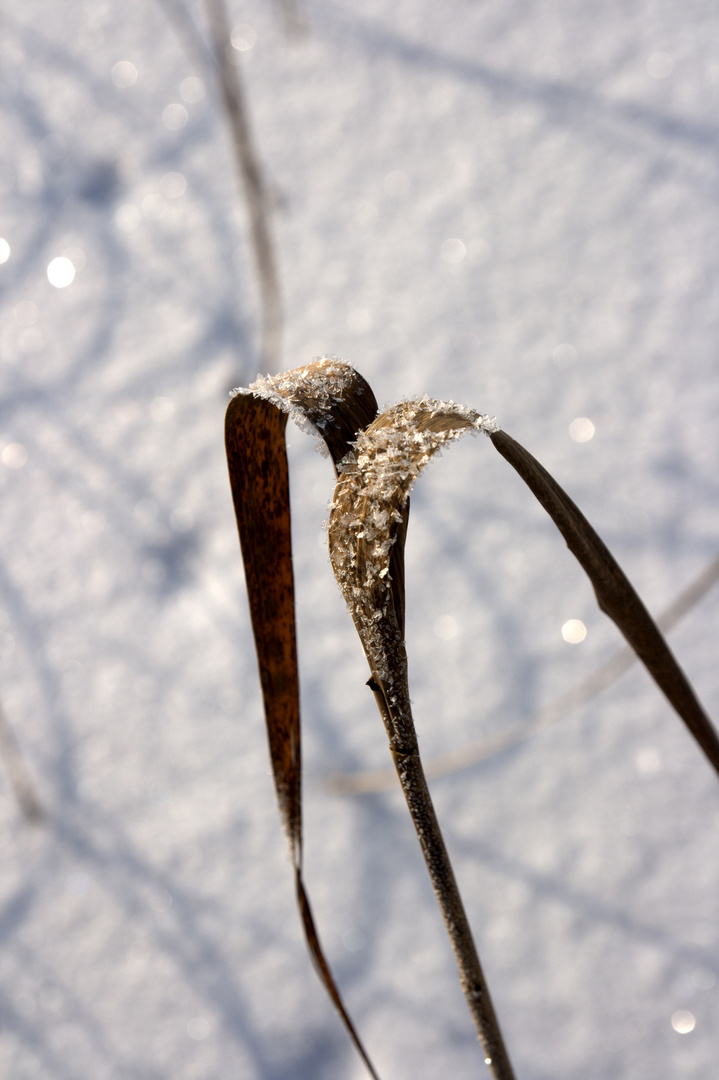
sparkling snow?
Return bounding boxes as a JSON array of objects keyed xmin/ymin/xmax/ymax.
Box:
[{"xmin": 1, "ymin": 2, "xmax": 718, "ymax": 1079}]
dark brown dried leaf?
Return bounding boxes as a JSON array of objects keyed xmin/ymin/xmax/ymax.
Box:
[
  {"xmin": 225, "ymin": 359, "xmax": 380, "ymax": 1079},
  {"xmin": 490, "ymin": 429, "xmax": 719, "ymax": 776}
]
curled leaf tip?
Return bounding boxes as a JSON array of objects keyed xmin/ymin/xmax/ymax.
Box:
[
  {"xmin": 329, "ymin": 398, "xmax": 496, "ymax": 687},
  {"xmin": 231, "ymin": 357, "xmax": 379, "ymax": 468}
]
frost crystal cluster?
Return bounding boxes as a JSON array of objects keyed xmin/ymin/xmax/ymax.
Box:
[
  {"xmin": 231, "ymin": 356, "xmax": 377, "ymax": 461},
  {"xmin": 329, "ymin": 398, "xmax": 498, "ymax": 695},
  {"xmin": 231, "ymin": 358, "xmax": 500, "ymax": 749}
]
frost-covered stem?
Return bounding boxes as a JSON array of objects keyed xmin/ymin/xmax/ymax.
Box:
[
  {"xmin": 326, "ymin": 399, "xmax": 514, "ymax": 1075},
  {"xmin": 367, "ymin": 680, "xmax": 516, "ymax": 1080}
]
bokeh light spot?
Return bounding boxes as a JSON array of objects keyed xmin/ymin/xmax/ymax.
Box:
[
  {"xmin": 341, "ymin": 928, "xmax": 365, "ymax": 952},
  {"xmin": 162, "ymin": 104, "xmax": 188, "ymax": 131},
  {"xmin": 47, "ymin": 257, "xmax": 75, "ymax": 288},
  {"xmin": 115, "ymin": 205, "xmax": 141, "ymax": 232},
  {"xmin": 635, "ymin": 747, "xmax": 661, "ymax": 776},
  {"xmin": 187, "ymin": 1016, "xmax": 211, "ymax": 1041},
  {"xmin": 569, "ymin": 417, "xmax": 595, "ymax": 443},
  {"xmin": 441, "ymin": 238, "xmax": 466, "ymax": 264},
  {"xmin": 180, "ymin": 76, "xmax": 205, "ymax": 103},
  {"xmin": 562, "ymin": 619, "xmax": 587, "ymax": 644},
  {"xmin": 141, "ymin": 193, "xmax": 166, "ymax": 220},
  {"xmin": 150, "ymin": 889, "xmax": 173, "ymax": 913},
  {"xmin": 231, "ymin": 24, "xmax": 257, "ymax": 51},
  {"xmin": 434, "ymin": 615, "xmax": 459, "ymax": 640},
  {"xmin": 553, "ymin": 343, "xmax": 577, "ymax": 367},
  {"xmin": 0, "ymin": 238, "xmax": 10, "ymax": 264},
  {"xmin": 671, "ymin": 1010, "xmax": 695, "ymax": 1034},
  {"xmin": 111, "ymin": 60, "xmax": 138, "ymax": 88},
  {"xmin": 3, "ymin": 444, "xmax": 28, "ymax": 469}
]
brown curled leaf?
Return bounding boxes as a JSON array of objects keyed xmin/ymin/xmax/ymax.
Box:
[
  {"xmin": 225, "ymin": 357, "xmax": 380, "ymax": 1079},
  {"xmin": 240, "ymin": 355, "xmax": 379, "ymax": 470},
  {"xmin": 329, "ymin": 398, "xmax": 498, "ymax": 733}
]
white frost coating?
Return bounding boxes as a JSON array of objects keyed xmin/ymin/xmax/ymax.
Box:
[
  {"xmin": 232, "ymin": 372, "xmax": 326, "ymax": 448},
  {"xmin": 229, "ymin": 356, "xmax": 366, "ymax": 457},
  {"xmin": 329, "ymin": 398, "xmax": 500, "ymax": 689}
]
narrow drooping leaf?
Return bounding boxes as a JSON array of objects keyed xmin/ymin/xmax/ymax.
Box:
[
  {"xmin": 489, "ymin": 429, "xmax": 719, "ymax": 777},
  {"xmin": 225, "ymin": 358, "xmax": 380, "ymax": 1080},
  {"xmin": 329, "ymin": 553, "xmax": 719, "ymax": 794}
]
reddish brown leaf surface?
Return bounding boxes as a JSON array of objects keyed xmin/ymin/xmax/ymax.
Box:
[{"xmin": 225, "ymin": 360, "xmax": 380, "ymax": 1079}]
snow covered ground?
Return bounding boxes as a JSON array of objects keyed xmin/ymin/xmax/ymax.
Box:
[{"xmin": 1, "ymin": 2, "xmax": 718, "ymax": 1078}]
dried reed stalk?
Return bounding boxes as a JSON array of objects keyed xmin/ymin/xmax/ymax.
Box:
[
  {"xmin": 204, "ymin": 0, "xmax": 283, "ymax": 371},
  {"xmin": 226, "ymin": 358, "xmax": 718, "ymax": 1080},
  {"xmin": 159, "ymin": 0, "xmax": 283, "ymax": 371}
]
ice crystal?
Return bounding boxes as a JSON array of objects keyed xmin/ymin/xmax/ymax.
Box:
[
  {"xmin": 232, "ymin": 359, "xmax": 500, "ymax": 732},
  {"xmin": 328, "ymin": 398, "xmax": 500, "ymax": 700},
  {"xmin": 230, "ymin": 356, "xmax": 377, "ymax": 462}
]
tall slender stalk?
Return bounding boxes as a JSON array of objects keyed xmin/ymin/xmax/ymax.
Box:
[
  {"xmin": 158, "ymin": 0, "xmax": 283, "ymax": 372},
  {"xmin": 369, "ymin": 680, "xmax": 515, "ymax": 1079},
  {"xmin": 327, "ymin": 399, "xmax": 518, "ymax": 1078},
  {"xmin": 204, "ymin": 0, "xmax": 283, "ymax": 371}
]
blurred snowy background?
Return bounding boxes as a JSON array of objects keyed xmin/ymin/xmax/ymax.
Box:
[{"xmin": 1, "ymin": 1, "xmax": 718, "ymax": 1078}]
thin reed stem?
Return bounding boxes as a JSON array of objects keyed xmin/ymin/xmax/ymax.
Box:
[
  {"xmin": 158, "ymin": 0, "xmax": 283, "ymax": 372},
  {"xmin": 204, "ymin": 0, "xmax": 283, "ymax": 371},
  {"xmin": 368, "ymin": 680, "xmax": 516, "ymax": 1080}
]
